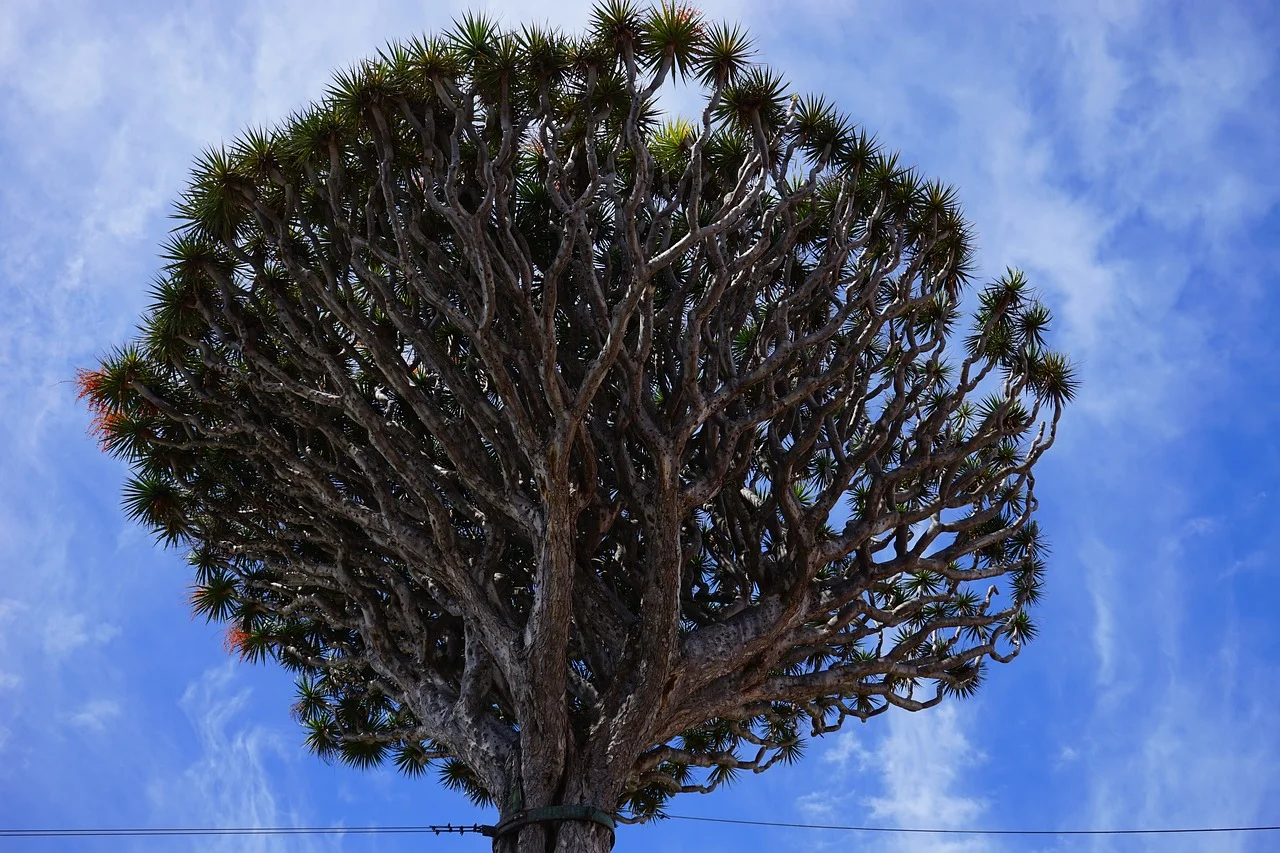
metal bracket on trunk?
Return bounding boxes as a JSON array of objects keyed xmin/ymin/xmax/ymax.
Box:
[{"xmin": 482, "ymin": 805, "xmax": 617, "ymax": 843}]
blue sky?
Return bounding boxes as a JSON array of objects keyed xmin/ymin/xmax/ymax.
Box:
[{"xmin": 1, "ymin": 1, "xmax": 1278, "ymax": 851}]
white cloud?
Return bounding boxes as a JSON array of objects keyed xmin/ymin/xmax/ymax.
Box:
[
  {"xmin": 145, "ymin": 664, "xmax": 335, "ymax": 853},
  {"xmin": 794, "ymin": 789, "xmax": 842, "ymax": 822},
  {"xmin": 1081, "ymin": 679, "xmax": 1276, "ymax": 853},
  {"xmin": 0, "ymin": 597, "xmax": 22, "ymax": 663},
  {"xmin": 42, "ymin": 611, "xmax": 121, "ymax": 661},
  {"xmin": 865, "ymin": 708, "xmax": 991, "ymax": 853},
  {"xmin": 1081, "ymin": 538, "xmax": 1121, "ymax": 696},
  {"xmin": 822, "ymin": 730, "xmax": 871, "ymax": 771},
  {"xmin": 65, "ymin": 698, "xmax": 122, "ymax": 733},
  {"xmin": 1054, "ymin": 1, "xmax": 1277, "ymax": 240},
  {"xmin": 801, "ymin": 706, "xmax": 994, "ymax": 853},
  {"xmin": 18, "ymin": 32, "xmax": 106, "ymax": 116}
]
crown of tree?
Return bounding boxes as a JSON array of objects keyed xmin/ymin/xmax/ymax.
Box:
[{"xmin": 78, "ymin": 2, "xmax": 1074, "ymax": 850}]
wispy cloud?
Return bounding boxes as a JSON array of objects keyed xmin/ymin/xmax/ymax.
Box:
[
  {"xmin": 42, "ymin": 611, "xmax": 121, "ymax": 661},
  {"xmin": 799, "ymin": 706, "xmax": 995, "ymax": 853},
  {"xmin": 1081, "ymin": 538, "xmax": 1122, "ymax": 697},
  {"xmin": 864, "ymin": 708, "xmax": 989, "ymax": 839},
  {"xmin": 145, "ymin": 664, "xmax": 335, "ymax": 853},
  {"xmin": 1071, "ymin": 519, "xmax": 1280, "ymax": 852},
  {"xmin": 64, "ymin": 698, "xmax": 122, "ymax": 733}
]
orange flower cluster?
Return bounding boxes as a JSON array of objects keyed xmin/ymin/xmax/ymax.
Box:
[
  {"xmin": 75, "ymin": 364, "xmax": 157, "ymax": 452},
  {"xmin": 222, "ymin": 626, "xmax": 253, "ymax": 659},
  {"xmin": 75, "ymin": 367, "xmax": 118, "ymax": 449}
]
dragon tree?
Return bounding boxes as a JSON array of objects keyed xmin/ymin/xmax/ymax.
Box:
[{"xmin": 78, "ymin": 3, "xmax": 1075, "ymax": 850}]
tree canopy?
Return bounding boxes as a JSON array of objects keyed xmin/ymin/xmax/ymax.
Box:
[{"xmin": 78, "ymin": 2, "xmax": 1074, "ymax": 850}]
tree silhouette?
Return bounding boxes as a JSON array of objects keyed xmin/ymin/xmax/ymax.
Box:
[{"xmin": 78, "ymin": 3, "xmax": 1075, "ymax": 850}]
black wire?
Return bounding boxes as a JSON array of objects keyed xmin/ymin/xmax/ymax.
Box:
[
  {"xmin": 663, "ymin": 815, "xmax": 1280, "ymax": 835},
  {"xmin": 0, "ymin": 825, "xmax": 486, "ymax": 838}
]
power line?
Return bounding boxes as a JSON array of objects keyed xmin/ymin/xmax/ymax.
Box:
[
  {"xmin": 664, "ymin": 815, "xmax": 1280, "ymax": 836},
  {"xmin": 0, "ymin": 825, "xmax": 485, "ymax": 838},
  {"xmin": 3, "ymin": 816, "xmax": 1280, "ymax": 839}
]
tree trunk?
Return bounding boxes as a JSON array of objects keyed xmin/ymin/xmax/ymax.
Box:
[
  {"xmin": 489, "ymin": 757, "xmax": 620, "ymax": 853},
  {"xmin": 490, "ymin": 814, "xmax": 615, "ymax": 853}
]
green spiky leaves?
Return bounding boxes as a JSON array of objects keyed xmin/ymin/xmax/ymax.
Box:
[
  {"xmin": 695, "ymin": 21, "xmax": 753, "ymax": 86},
  {"xmin": 650, "ymin": 117, "xmax": 697, "ymax": 174},
  {"xmin": 964, "ymin": 269, "xmax": 1077, "ymax": 411},
  {"xmin": 716, "ymin": 66, "xmax": 787, "ymax": 134},
  {"xmin": 644, "ymin": 2, "xmax": 705, "ymax": 78}
]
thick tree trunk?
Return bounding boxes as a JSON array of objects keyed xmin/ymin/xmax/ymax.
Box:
[
  {"xmin": 489, "ymin": 750, "xmax": 621, "ymax": 853},
  {"xmin": 491, "ymin": 819, "xmax": 614, "ymax": 853}
]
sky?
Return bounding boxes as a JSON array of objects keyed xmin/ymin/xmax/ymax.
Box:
[{"xmin": 1, "ymin": 1, "xmax": 1278, "ymax": 852}]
